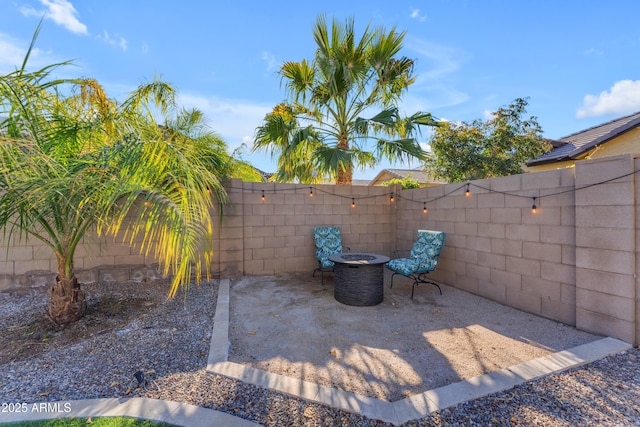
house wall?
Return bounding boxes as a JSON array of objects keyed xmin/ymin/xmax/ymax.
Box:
[
  {"xmin": 369, "ymin": 171, "xmax": 397, "ymax": 186},
  {"xmin": 525, "ymin": 127, "xmax": 640, "ymax": 172},
  {"xmin": 0, "ymin": 155, "xmax": 638, "ymax": 345},
  {"xmin": 584, "ymin": 127, "xmax": 640, "ymax": 159},
  {"xmin": 523, "ymin": 160, "xmax": 575, "ymax": 172}
]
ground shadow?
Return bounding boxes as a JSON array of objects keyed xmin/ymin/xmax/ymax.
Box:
[{"xmin": 228, "ymin": 272, "xmax": 600, "ymax": 402}]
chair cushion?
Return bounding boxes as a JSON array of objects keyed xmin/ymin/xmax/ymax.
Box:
[
  {"xmin": 386, "ymin": 258, "xmax": 420, "ymax": 276},
  {"xmin": 387, "ymin": 230, "xmax": 445, "ymax": 276},
  {"xmin": 411, "ymin": 230, "xmax": 445, "ymax": 271},
  {"xmin": 313, "ymin": 227, "xmax": 343, "ymax": 269}
]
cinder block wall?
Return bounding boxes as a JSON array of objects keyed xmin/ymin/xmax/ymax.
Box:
[
  {"xmin": 394, "ymin": 153, "xmax": 638, "ymax": 345},
  {"xmin": 215, "ymin": 179, "xmax": 397, "ymax": 277},
  {"xmin": 574, "ymin": 155, "xmax": 640, "ymax": 345},
  {"xmin": 0, "ymin": 231, "xmax": 164, "ymax": 295},
  {"xmin": 396, "ymin": 168, "xmax": 577, "ymax": 326},
  {"xmin": 0, "ymin": 156, "xmax": 638, "ymax": 345}
]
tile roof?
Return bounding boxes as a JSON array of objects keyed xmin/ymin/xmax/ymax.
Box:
[{"xmin": 527, "ymin": 111, "xmax": 640, "ymax": 166}]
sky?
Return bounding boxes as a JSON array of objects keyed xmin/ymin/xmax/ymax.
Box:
[{"xmin": 1, "ymin": 1, "xmax": 640, "ymax": 180}]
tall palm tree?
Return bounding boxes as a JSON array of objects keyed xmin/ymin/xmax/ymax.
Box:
[
  {"xmin": 0, "ymin": 30, "xmax": 228, "ymax": 324},
  {"xmin": 254, "ymin": 15, "xmax": 438, "ymax": 184}
]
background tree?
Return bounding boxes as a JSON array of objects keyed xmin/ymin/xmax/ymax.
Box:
[
  {"xmin": 380, "ymin": 174, "xmax": 421, "ymax": 189},
  {"xmin": 425, "ymin": 98, "xmax": 552, "ymax": 182},
  {"xmin": 253, "ymin": 15, "xmax": 437, "ymax": 184},
  {"xmin": 0, "ymin": 30, "xmax": 231, "ymax": 324},
  {"xmin": 254, "ymin": 103, "xmax": 324, "ymax": 183}
]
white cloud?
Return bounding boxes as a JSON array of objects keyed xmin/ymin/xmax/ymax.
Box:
[
  {"xmin": 0, "ymin": 36, "xmax": 29, "ymax": 73},
  {"xmin": 584, "ymin": 47, "xmax": 604, "ymax": 56},
  {"xmin": 261, "ymin": 51, "xmax": 278, "ymax": 73},
  {"xmin": 577, "ymin": 80, "xmax": 640, "ymax": 118},
  {"xmin": 405, "ymin": 37, "xmax": 466, "ymax": 81},
  {"xmin": 410, "ymin": 7, "xmax": 427, "ymax": 22},
  {"xmin": 21, "ymin": 0, "xmax": 87, "ymax": 35},
  {"xmin": 98, "ymin": 30, "xmax": 128, "ymax": 52},
  {"xmin": 178, "ymin": 93, "xmax": 272, "ymax": 150},
  {"xmin": 400, "ymin": 85, "xmax": 470, "ymax": 114},
  {"xmin": 396, "ymin": 38, "xmax": 470, "ymax": 113},
  {"xmin": 0, "ymin": 33, "xmax": 58, "ymax": 73}
]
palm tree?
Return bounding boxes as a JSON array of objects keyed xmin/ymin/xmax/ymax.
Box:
[
  {"xmin": 254, "ymin": 15, "xmax": 438, "ymax": 184},
  {"xmin": 0, "ymin": 30, "xmax": 229, "ymax": 324},
  {"xmin": 254, "ymin": 103, "xmax": 325, "ymax": 183}
]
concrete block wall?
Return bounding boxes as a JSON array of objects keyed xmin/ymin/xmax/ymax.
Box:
[
  {"xmin": 574, "ymin": 154, "xmax": 639, "ymax": 345},
  {"xmin": 0, "ymin": 157, "xmax": 638, "ymax": 345},
  {"xmin": 215, "ymin": 179, "xmax": 397, "ymax": 277},
  {"xmin": 0, "ymin": 232, "xmax": 164, "ymax": 295},
  {"xmin": 395, "ymin": 168, "xmax": 579, "ymax": 327}
]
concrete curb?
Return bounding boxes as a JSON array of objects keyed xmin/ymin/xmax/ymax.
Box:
[
  {"xmin": 0, "ymin": 397, "xmax": 260, "ymax": 426},
  {"xmin": 208, "ymin": 278, "xmax": 632, "ymax": 426}
]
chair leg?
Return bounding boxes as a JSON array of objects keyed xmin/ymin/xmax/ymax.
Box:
[
  {"xmin": 419, "ymin": 272, "xmax": 442, "ymax": 295},
  {"xmin": 410, "ymin": 273, "xmax": 442, "ymax": 299},
  {"xmin": 312, "ymin": 267, "xmax": 323, "ymax": 285},
  {"xmin": 390, "ymin": 272, "xmax": 398, "ymax": 288}
]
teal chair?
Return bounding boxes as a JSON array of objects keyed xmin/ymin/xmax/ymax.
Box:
[
  {"xmin": 312, "ymin": 226, "xmax": 349, "ymax": 285},
  {"xmin": 386, "ymin": 230, "xmax": 446, "ymax": 298}
]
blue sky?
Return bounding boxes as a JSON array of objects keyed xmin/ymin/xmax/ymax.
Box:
[{"xmin": 2, "ymin": 1, "xmax": 639, "ymax": 180}]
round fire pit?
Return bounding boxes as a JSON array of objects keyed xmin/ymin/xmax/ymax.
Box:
[{"xmin": 328, "ymin": 252, "xmax": 390, "ymax": 306}]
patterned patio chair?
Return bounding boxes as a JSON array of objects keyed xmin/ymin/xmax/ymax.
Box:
[
  {"xmin": 312, "ymin": 226, "xmax": 349, "ymax": 285},
  {"xmin": 386, "ymin": 230, "xmax": 446, "ymax": 299}
]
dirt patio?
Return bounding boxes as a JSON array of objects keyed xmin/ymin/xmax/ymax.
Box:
[{"xmin": 228, "ymin": 272, "xmax": 601, "ymax": 402}]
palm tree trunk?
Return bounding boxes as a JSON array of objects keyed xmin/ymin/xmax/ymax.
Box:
[
  {"xmin": 336, "ymin": 137, "xmax": 353, "ymax": 185},
  {"xmin": 48, "ymin": 256, "xmax": 86, "ymax": 324},
  {"xmin": 49, "ymin": 275, "xmax": 86, "ymax": 324},
  {"xmin": 336, "ymin": 167, "xmax": 353, "ymax": 185}
]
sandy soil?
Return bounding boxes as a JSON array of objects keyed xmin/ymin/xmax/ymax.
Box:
[{"xmin": 228, "ymin": 273, "xmax": 600, "ymax": 402}]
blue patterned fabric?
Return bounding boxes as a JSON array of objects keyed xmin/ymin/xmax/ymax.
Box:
[
  {"xmin": 313, "ymin": 226, "xmax": 344, "ymax": 269},
  {"xmin": 386, "ymin": 230, "xmax": 445, "ymax": 276}
]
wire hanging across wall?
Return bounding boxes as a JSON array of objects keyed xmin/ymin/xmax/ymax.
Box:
[{"xmin": 228, "ymin": 166, "xmax": 640, "ymax": 214}]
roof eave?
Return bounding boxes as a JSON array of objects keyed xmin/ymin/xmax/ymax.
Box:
[
  {"xmin": 565, "ymin": 117, "xmax": 640, "ymax": 159},
  {"xmin": 526, "ymin": 156, "xmax": 572, "ymax": 167}
]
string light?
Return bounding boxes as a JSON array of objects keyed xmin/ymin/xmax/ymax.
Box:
[{"xmin": 243, "ymin": 167, "xmax": 640, "ymax": 216}]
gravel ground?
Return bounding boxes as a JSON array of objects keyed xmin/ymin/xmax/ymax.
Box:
[{"xmin": 1, "ymin": 280, "xmax": 639, "ymax": 426}]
